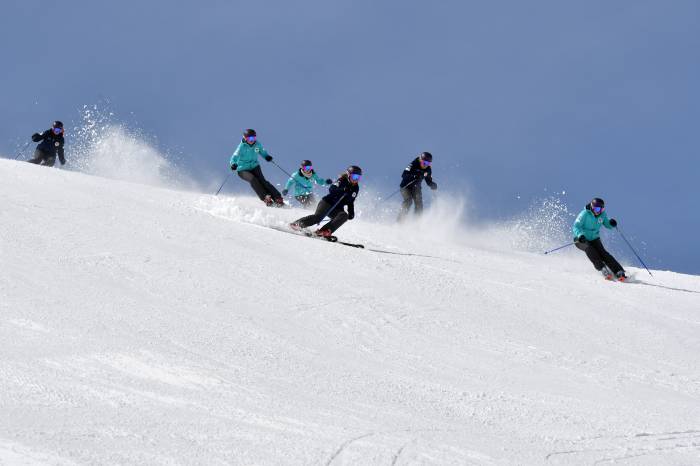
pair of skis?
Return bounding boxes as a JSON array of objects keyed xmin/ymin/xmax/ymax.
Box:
[{"xmin": 295, "ymin": 229, "xmax": 365, "ymax": 249}]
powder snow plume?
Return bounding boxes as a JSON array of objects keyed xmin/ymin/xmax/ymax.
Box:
[{"xmin": 67, "ymin": 105, "xmax": 197, "ymax": 190}]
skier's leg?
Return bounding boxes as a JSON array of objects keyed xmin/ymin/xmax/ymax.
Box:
[
  {"xmin": 237, "ymin": 169, "xmax": 268, "ymax": 200},
  {"xmin": 596, "ymin": 240, "xmax": 624, "ymax": 274},
  {"xmin": 413, "ymin": 184, "xmax": 424, "ymax": 214},
  {"xmin": 397, "ymin": 187, "xmax": 413, "ymax": 221},
  {"xmin": 251, "ymin": 166, "xmax": 282, "ymax": 199},
  {"xmin": 27, "ymin": 149, "xmax": 45, "ymax": 164},
  {"xmin": 575, "ymin": 240, "xmax": 605, "ymax": 270},
  {"xmin": 44, "ymin": 156, "xmax": 56, "ymax": 167},
  {"xmin": 321, "ymin": 210, "xmax": 349, "ymax": 234},
  {"xmin": 297, "ymin": 194, "xmax": 314, "ymax": 208},
  {"xmin": 294, "ymin": 200, "xmax": 329, "ymax": 228}
]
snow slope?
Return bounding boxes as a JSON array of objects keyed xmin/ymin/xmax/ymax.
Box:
[{"xmin": 1, "ymin": 158, "xmax": 699, "ymax": 465}]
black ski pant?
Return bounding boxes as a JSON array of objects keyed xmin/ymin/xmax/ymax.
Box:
[
  {"xmin": 295, "ymin": 194, "xmax": 315, "ymax": 208},
  {"xmin": 28, "ymin": 149, "xmax": 55, "ymax": 167},
  {"xmin": 575, "ymin": 238, "xmax": 624, "ymax": 274},
  {"xmin": 237, "ymin": 165, "xmax": 281, "ymax": 201},
  {"xmin": 398, "ymin": 183, "xmax": 423, "ymax": 220},
  {"xmin": 294, "ymin": 200, "xmax": 348, "ymax": 233}
]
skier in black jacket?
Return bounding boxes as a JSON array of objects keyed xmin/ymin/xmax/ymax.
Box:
[
  {"xmin": 290, "ymin": 165, "xmax": 362, "ymax": 237},
  {"xmin": 397, "ymin": 152, "xmax": 437, "ymax": 221},
  {"xmin": 29, "ymin": 121, "xmax": 66, "ymax": 166}
]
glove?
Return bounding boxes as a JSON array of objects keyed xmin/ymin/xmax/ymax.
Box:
[
  {"xmin": 609, "ymin": 218, "xmax": 617, "ymax": 227},
  {"xmin": 264, "ymin": 155, "xmax": 273, "ymax": 162},
  {"xmin": 325, "ymin": 178, "xmax": 333, "ymax": 185},
  {"xmin": 59, "ymin": 158, "xmax": 66, "ymax": 166},
  {"xmin": 429, "ymin": 182, "xmax": 437, "ymax": 190},
  {"xmin": 576, "ymin": 235, "xmax": 586, "ymax": 244},
  {"xmin": 282, "ymin": 189, "xmax": 288, "ymax": 196},
  {"xmin": 348, "ymin": 212, "xmax": 354, "ymax": 220},
  {"xmin": 230, "ymin": 163, "xmax": 238, "ymax": 171},
  {"xmin": 32, "ymin": 133, "xmax": 41, "ymax": 142}
]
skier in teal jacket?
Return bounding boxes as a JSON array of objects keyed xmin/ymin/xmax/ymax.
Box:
[
  {"xmin": 229, "ymin": 129, "xmax": 283, "ymax": 207},
  {"xmin": 282, "ymin": 160, "xmax": 332, "ymax": 207},
  {"xmin": 573, "ymin": 197, "xmax": 627, "ymax": 280}
]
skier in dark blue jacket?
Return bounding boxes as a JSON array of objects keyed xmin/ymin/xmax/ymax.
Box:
[
  {"xmin": 397, "ymin": 152, "xmax": 437, "ymax": 221},
  {"xmin": 290, "ymin": 166, "xmax": 361, "ymax": 237},
  {"xmin": 28, "ymin": 121, "xmax": 66, "ymax": 166}
]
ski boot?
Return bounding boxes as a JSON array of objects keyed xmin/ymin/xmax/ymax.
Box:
[
  {"xmin": 289, "ymin": 222, "xmax": 302, "ymax": 231},
  {"xmin": 274, "ymin": 197, "xmax": 285, "ymax": 207},
  {"xmin": 314, "ymin": 228, "xmax": 333, "ymax": 238},
  {"xmin": 263, "ymin": 195, "xmax": 274, "ymax": 207},
  {"xmin": 615, "ymin": 270, "xmax": 628, "ymax": 282},
  {"xmin": 600, "ymin": 266, "xmax": 613, "ymax": 280}
]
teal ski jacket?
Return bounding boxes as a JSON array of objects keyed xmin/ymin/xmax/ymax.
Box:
[
  {"xmin": 572, "ymin": 205, "xmax": 614, "ymax": 241},
  {"xmin": 229, "ymin": 140, "xmax": 269, "ymax": 172},
  {"xmin": 284, "ymin": 170, "xmax": 330, "ymax": 196}
]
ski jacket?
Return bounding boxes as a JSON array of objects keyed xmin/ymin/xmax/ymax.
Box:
[
  {"xmin": 32, "ymin": 129, "xmax": 65, "ymax": 162},
  {"xmin": 322, "ymin": 174, "xmax": 359, "ymax": 218},
  {"xmin": 572, "ymin": 204, "xmax": 614, "ymax": 241},
  {"xmin": 229, "ymin": 140, "xmax": 269, "ymax": 172},
  {"xmin": 400, "ymin": 158, "xmax": 434, "ymax": 188},
  {"xmin": 284, "ymin": 169, "xmax": 329, "ymax": 196}
]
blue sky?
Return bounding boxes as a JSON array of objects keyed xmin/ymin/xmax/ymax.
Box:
[{"xmin": 2, "ymin": 0, "xmax": 698, "ymax": 274}]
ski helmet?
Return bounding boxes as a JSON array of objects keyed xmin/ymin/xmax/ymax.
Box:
[
  {"xmin": 52, "ymin": 121, "xmax": 64, "ymax": 129},
  {"xmin": 590, "ymin": 197, "xmax": 605, "ymax": 215},
  {"xmin": 300, "ymin": 160, "xmax": 313, "ymax": 169},
  {"xmin": 243, "ymin": 128, "xmax": 256, "ymax": 138},
  {"xmin": 419, "ymin": 151, "xmax": 433, "ymax": 162},
  {"xmin": 346, "ymin": 165, "xmax": 362, "ymax": 183}
]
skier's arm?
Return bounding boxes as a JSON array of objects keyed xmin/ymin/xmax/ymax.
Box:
[
  {"xmin": 312, "ymin": 173, "xmax": 326, "ymax": 185},
  {"xmin": 230, "ymin": 143, "xmax": 242, "ymax": 167},
  {"xmin": 32, "ymin": 131, "xmax": 45, "ymax": 142},
  {"xmin": 572, "ymin": 212, "xmax": 586, "ymax": 238},
  {"xmin": 57, "ymin": 144, "xmax": 65, "ymax": 165},
  {"xmin": 423, "ymin": 167, "xmax": 434, "ymax": 185},
  {"xmin": 601, "ymin": 213, "xmax": 614, "ymax": 230},
  {"xmin": 257, "ymin": 144, "xmax": 272, "ymax": 161},
  {"xmin": 284, "ymin": 175, "xmax": 295, "ymax": 191}
]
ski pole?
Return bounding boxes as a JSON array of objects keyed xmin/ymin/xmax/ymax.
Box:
[
  {"xmin": 215, "ymin": 173, "xmax": 231, "ymax": 196},
  {"xmin": 318, "ymin": 194, "xmax": 346, "ymax": 224},
  {"xmin": 616, "ymin": 227, "xmax": 653, "ymax": 277},
  {"xmin": 384, "ymin": 178, "xmax": 418, "ymax": 201},
  {"xmin": 13, "ymin": 141, "xmax": 32, "ymax": 160},
  {"xmin": 543, "ymin": 242, "xmax": 575, "ymax": 255},
  {"xmin": 270, "ymin": 159, "xmax": 293, "ymax": 178}
]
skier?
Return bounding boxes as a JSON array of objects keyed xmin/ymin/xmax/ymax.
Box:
[
  {"xmin": 573, "ymin": 197, "xmax": 627, "ymax": 280},
  {"xmin": 28, "ymin": 121, "xmax": 66, "ymax": 167},
  {"xmin": 290, "ymin": 165, "xmax": 362, "ymax": 237},
  {"xmin": 229, "ymin": 129, "xmax": 284, "ymax": 207},
  {"xmin": 397, "ymin": 152, "xmax": 437, "ymax": 221},
  {"xmin": 282, "ymin": 160, "xmax": 333, "ymax": 208}
]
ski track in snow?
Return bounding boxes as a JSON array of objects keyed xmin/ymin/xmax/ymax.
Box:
[{"xmin": 1, "ymin": 159, "xmax": 699, "ymax": 465}]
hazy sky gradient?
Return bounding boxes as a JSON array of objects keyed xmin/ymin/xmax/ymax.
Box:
[{"xmin": 2, "ymin": 0, "xmax": 698, "ymax": 273}]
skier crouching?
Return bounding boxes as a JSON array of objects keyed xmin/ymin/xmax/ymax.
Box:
[
  {"xmin": 282, "ymin": 159, "xmax": 332, "ymax": 208},
  {"xmin": 573, "ymin": 197, "xmax": 627, "ymax": 280},
  {"xmin": 397, "ymin": 151, "xmax": 437, "ymax": 221},
  {"xmin": 290, "ymin": 165, "xmax": 362, "ymax": 237},
  {"xmin": 229, "ymin": 129, "xmax": 284, "ymax": 207},
  {"xmin": 29, "ymin": 121, "xmax": 66, "ymax": 167}
]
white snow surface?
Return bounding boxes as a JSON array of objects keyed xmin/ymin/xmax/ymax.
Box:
[{"xmin": 1, "ymin": 159, "xmax": 699, "ymax": 465}]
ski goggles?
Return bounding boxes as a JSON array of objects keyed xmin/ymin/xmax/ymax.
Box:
[
  {"xmin": 302, "ymin": 165, "xmax": 313, "ymax": 172},
  {"xmin": 420, "ymin": 160, "xmax": 432, "ymax": 166},
  {"xmin": 349, "ymin": 173, "xmax": 362, "ymax": 182},
  {"xmin": 52, "ymin": 127, "xmax": 64, "ymax": 135},
  {"xmin": 592, "ymin": 205, "xmax": 604, "ymax": 214},
  {"xmin": 245, "ymin": 135, "xmax": 256, "ymax": 143}
]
